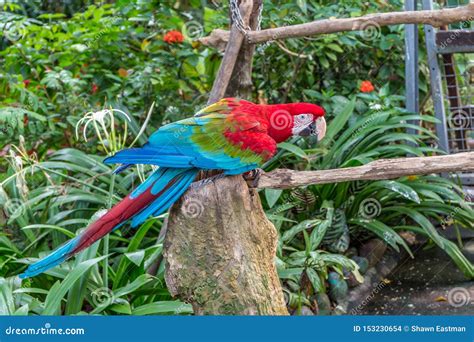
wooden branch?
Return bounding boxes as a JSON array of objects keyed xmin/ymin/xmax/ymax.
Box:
[
  {"xmin": 225, "ymin": 0, "xmax": 263, "ymax": 99},
  {"xmin": 207, "ymin": 0, "xmax": 253, "ymax": 104},
  {"xmin": 200, "ymin": 3, "xmax": 474, "ymax": 48},
  {"xmin": 252, "ymin": 152, "xmax": 474, "ymax": 189}
]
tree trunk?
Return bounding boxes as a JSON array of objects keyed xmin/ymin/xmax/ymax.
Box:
[{"xmin": 164, "ymin": 176, "xmax": 287, "ymax": 315}]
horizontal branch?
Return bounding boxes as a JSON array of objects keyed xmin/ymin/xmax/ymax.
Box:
[
  {"xmin": 252, "ymin": 152, "xmax": 474, "ymax": 189},
  {"xmin": 200, "ymin": 3, "xmax": 474, "ymax": 48}
]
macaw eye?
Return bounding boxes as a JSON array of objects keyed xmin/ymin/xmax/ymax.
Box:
[{"xmin": 292, "ymin": 113, "xmax": 314, "ymax": 136}]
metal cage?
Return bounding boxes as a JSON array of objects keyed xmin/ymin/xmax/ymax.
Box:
[{"xmin": 406, "ymin": 0, "xmax": 473, "ymax": 185}]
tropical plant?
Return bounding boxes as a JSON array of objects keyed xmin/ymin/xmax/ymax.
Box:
[{"xmin": 265, "ymin": 91, "xmax": 474, "ymax": 310}]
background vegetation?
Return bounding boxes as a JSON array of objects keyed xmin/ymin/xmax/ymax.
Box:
[{"xmin": 0, "ymin": 0, "xmax": 472, "ymax": 315}]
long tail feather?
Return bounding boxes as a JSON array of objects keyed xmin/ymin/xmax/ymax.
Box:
[{"xmin": 20, "ymin": 167, "xmax": 198, "ymax": 278}]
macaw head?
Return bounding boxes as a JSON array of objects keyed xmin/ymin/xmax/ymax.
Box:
[{"xmin": 264, "ymin": 102, "xmax": 326, "ymax": 143}]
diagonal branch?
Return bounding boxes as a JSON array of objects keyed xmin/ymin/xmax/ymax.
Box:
[
  {"xmin": 251, "ymin": 152, "xmax": 474, "ymax": 189},
  {"xmin": 207, "ymin": 0, "xmax": 254, "ymax": 104},
  {"xmin": 200, "ymin": 3, "xmax": 474, "ymax": 48}
]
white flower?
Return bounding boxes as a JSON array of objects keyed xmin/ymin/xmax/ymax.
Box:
[
  {"xmin": 369, "ymin": 103, "xmax": 382, "ymax": 111},
  {"xmin": 75, "ymin": 108, "xmax": 131, "ymax": 154}
]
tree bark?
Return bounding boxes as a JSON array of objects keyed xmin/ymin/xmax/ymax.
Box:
[
  {"xmin": 251, "ymin": 152, "xmax": 474, "ymax": 189},
  {"xmin": 207, "ymin": 0, "xmax": 253, "ymax": 104},
  {"xmin": 200, "ymin": 3, "xmax": 474, "ymax": 48},
  {"xmin": 164, "ymin": 176, "xmax": 287, "ymax": 315},
  {"xmin": 164, "ymin": 0, "xmax": 289, "ymax": 315},
  {"xmin": 225, "ymin": 0, "xmax": 263, "ymax": 99}
]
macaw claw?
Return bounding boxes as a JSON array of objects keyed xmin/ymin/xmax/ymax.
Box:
[
  {"xmin": 243, "ymin": 168, "xmax": 264, "ymax": 188},
  {"xmin": 190, "ymin": 173, "xmax": 227, "ymax": 189}
]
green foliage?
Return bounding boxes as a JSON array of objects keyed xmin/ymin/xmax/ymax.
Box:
[
  {"xmin": 0, "ymin": 145, "xmax": 191, "ymax": 315},
  {"xmin": 265, "ymin": 94, "xmax": 474, "ymax": 310}
]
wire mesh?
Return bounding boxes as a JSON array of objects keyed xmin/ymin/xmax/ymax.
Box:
[
  {"xmin": 440, "ymin": 53, "xmax": 474, "ymax": 153},
  {"xmin": 436, "ymin": 0, "xmax": 473, "ymax": 154}
]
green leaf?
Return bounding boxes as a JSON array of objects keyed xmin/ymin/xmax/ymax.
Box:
[
  {"xmin": 327, "ymin": 44, "xmax": 344, "ymax": 53},
  {"xmin": 277, "ymin": 142, "xmax": 308, "ymax": 160},
  {"xmin": 43, "ymin": 256, "xmax": 106, "ymax": 315},
  {"xmin": 310, "ymin": 206, "xmax": 334, "ymax": 250},
  {"xmin": 13, "ymin": 304, "xmax": 29, "ymax": 316},
  {"xmin": 303, "ymin": 89, "xmax": 320, "ymax": 99},
  {"xmin": 65, "ymin": 241, "xmax": 101, "ymax": 315},
  {"xmin": 125, "ymin": 250, "xmax": 145, "ymax": 267},
  {"xmin": 385, "ymin": 206, "xmax": 444, "ymax": 247},
  {"xmin": 114, "ymin": 219, "xmax": 155, "ymax": 289},
  {"xmin": 400, "ymin": 226, "xmax": 474, "ymax": 278},
  {"xmin": 282, "ymin": 219, "xmax": 321, "ymax": 243},
  {"xmin": 365, "ymin": 180, "xmax": 420, "ymax": 203},
  {"xmin": 278, "ymin": 267, "xmax": 304, "ymax": 279},
  {"xmin": 21, "ymin": 225, "xmax": 76, "ymax": 238},
  {"xmin": 115, "ymin": 274, "xmax": 154, "ymax": 298},
  {"xmin": 350, "ymin": 218, "xmax": 413, "ymax": 257},
  {"xmin": 297, "ymin": 0, "xmax": 307, "ymax": 14},
  {"xmin": 132, "ymin": 301, "xmax": 193, "ymax": 315},
  {"xmin": 265, "ymin": 189, "xmax": 283, "ymax": 209},
  {"xmin": 321, "ymin": 97, "xmax": 356, "ymax": 147},
  {"xmin": 306, "ymin": 268, "xmax": 324, "ymax": 293},
  {"xmin": 0, "ymin": 278, "xmax": 15, "ymax": 315},
  {"xmin": 110, "ymin": 301, "xmax": 132, "ymax": 315}
]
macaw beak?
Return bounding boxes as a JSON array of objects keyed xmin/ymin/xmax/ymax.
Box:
[
  {"xmin": 315, "ymin": 116, "xmax": 326, "ymax": 142},
  {"xmin": 298, "ymin": 116, "xmax": 326, "ymax": 143}
]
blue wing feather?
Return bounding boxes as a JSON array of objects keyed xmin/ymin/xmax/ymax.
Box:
[{"xmin": 104, "ymin": 113, "xmax": 271, "ymax": 173}]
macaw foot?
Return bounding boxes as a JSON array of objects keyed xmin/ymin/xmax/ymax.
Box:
[
  {"xmin": 189, "ymin": 173, "xmax": 227, "ymax": 189},
  {"xmin": 243, "ymin": 168, "xmax": 263, "ymax": 188}
]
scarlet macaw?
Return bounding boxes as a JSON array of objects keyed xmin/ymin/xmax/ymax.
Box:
[{"xmin": 20, "ymin": 98, "xmax": 326, "ymax": 278}]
